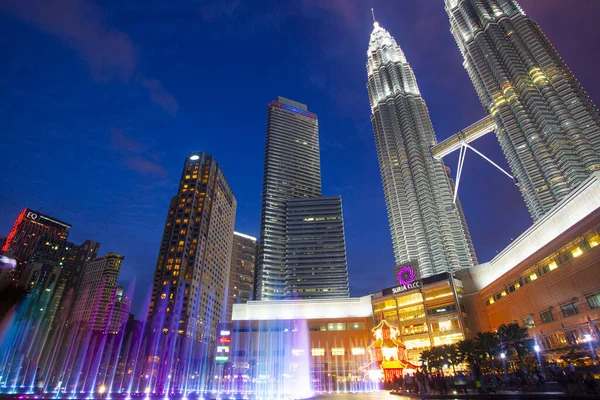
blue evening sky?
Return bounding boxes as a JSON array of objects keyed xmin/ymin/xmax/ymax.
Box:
[{"xmin": 1, "ymin": 0, "xmax": 599, "ymax": 315}]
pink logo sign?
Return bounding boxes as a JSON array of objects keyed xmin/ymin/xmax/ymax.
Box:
[{"xmin": 397, "ymin": 265, "xmax": 416, "ymax": 286}]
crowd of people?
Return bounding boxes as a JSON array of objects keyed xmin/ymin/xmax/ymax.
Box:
[{"xmin": 385, "ymin": 363, "xmax": 599, "ymax": 396}]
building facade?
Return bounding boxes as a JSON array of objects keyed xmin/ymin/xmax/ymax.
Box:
[
  {"xmin": 1, "ymin": 208, "xmax": 71, "ymax": 279},
  {"xmin": 145, "ymin": 152, "xmax": 236, "ymax": 391},
  {"xmin": 285, "ymin": 196, "xmax": 349, "ymax": 299},
  {"xmin": 366, "ymin": 20, "xmax": 477, "ymax": 278},
  {"xmin": 69, "ymin": 252, "xmax": 124, "ymax": 332},
  {"xmin": 444, "ymin": 0, "xmax": 600, "ymax": 220},
  {"xmin": 229, "ymin": 298, "xmax": 374, "ymax": 395},
  {"xmin": 458, "ymin": 171, "xmax": 600, "ymax": 360},
  {"xmin": 371, "ymin": 271, "xmax": 469, "ymax": 367},
  {"xmin": 226, "ymin": 232, "xmax": 258, "ymax": 321},
  {"xmin": 256, "ymin": 97, "xmax": 322, "ymax": 300}
]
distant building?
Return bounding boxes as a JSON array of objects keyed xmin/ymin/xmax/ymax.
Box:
[
  {"xmin": 226, "ymin": 232, "xmax": 257, "ymax": 321},
  {"xmin": 145, "ymin": 152, "xmax": 236, "ymax": 391},
  {"xmin": 69, "ymin": 252, "xmax": 124, "ymax": 332},
  {"xmin": 286, "ymin": 196, "xmax": 349, "ymax": 299},
  {"xmin": 1, "ymin": 208, "xmax": 71, "ymax": 279}
]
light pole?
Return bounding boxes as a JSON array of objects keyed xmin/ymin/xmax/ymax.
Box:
[
  {"xmin": 533, "ymin": 344, "xmax": 544, "ymax": 376},
  {"xmin": 500, "ymin": 352, "xmax": 507, "ymax": 384}
]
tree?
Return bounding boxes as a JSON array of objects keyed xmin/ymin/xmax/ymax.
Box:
[
  {"xmin": 498, "ymin": 322, "xmax": 530, "ymax": 370},
  {"xmin": 457, "ymin": 339, "xmax": 481, "ymax": 368},
  {"xmin": 442, "ymin": 344, "xmax": 461, "ymax": 374},
  {"xmin": 475, "ymin": 331, "xmax": 500, "ymax": 370},
  {"xmin": 420, "ymin": 349, "xmax": 434, "ymax": 372}
]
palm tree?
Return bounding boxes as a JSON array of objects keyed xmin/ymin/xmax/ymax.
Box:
[
  {"xmin": 442, "ymin": 344, "xmax": 461, "ymax": 374},
  {"xmin": 475, "ymin": 331, "xmax": 501, "ymax": 371},
  {"xmin": 420, "ymin": 349, "xmax": 434, "ymax": 372},
  {"xmin": 457, "ymin": 339, "xmax": 481, "ymax": 368},
  {"xmin": 498, "ymin": 322, "xmax": 530, "ymax": 370}
]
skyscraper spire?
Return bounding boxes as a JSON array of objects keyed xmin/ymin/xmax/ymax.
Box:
[
  {"xmin": 371, "ymin": 8, "xmax": 376, "ymax": 24},
  {"xmin": 366, "ymin": 21, "xmax": 477, "ymax": 278}
]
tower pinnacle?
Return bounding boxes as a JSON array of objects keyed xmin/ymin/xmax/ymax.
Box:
[{"xmin": 371, "ymin": 8, "xmax": 376, "ymax": 25}]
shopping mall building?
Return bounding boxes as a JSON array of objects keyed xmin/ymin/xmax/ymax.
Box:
[{"xmin": 222, "ymin": 173, "xmax": 600, "ymax": 380}]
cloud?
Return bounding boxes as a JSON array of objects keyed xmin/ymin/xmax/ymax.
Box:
[
  {"xmin": 110, "ymin": 128, "xmax": 146, "ymax": 154},
  {"xmin": 142, "ymin": 79, "xmax": 179, "ymax": 116},
  {"xmin": 109, "ymin": 128, "xmax": 167, "ymax": 177},
  {"xmin": 0, "ymin": 0, "xmax": 136, "ymax": 82},
  {"xmin": 124, "ymin": 156, "xmax": 168, "ymax": 177},
  {"xmin": 0, "ymin": 0, "xmax": 178, "ymax": 115}
]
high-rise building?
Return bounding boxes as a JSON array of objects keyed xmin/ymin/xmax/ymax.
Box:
[
  {"xmin": 69, "ymin": 252, "xmax": 124, "ymax": 332},
  {"xmin": 226, "ymin": 232, "xmax": 257, "ymax": 321},
  {"xmin": 366, "ymin": 20, "xmax": 477, "ymax": 277},
  {"xmin": 286, "ymin": 196, "xmax": 349, "ymax": 298},
  {"xmin": 444, "ymin": 0, "xmax": 600, "ymax": 220},
  {"xmin": 256, "ymin": 97, "xmax": 322, "ymax": 300},
  {"xmin": 1, "ymin": 208, "xmax": 71, "ymax": 278},
  {"xmin": 145, "ymin": 152, "xmax": 236, "ymax": 390}
]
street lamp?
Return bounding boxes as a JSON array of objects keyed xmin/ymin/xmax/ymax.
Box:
[
  {"xmin": 99, "ymin": 384, "xmax": 106, "ymax": 398},
  {"xmin": 500, "ymin": 353, "xmax": 506, "ymax": 359},
  {"xmin": 584, "ymin": 334, "xmax": 592, "ymax": 342},
  {"xmin": 533, "ymin": 345, "xmax": 540, "ymax": 353}
]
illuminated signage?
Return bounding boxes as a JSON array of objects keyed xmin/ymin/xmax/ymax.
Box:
[
  {"xmin": 26, "ymin": 211, "xmax": 39, "ymax": 221},
  {"xmin": 215, "ymin": 356, "xmax": 228, "ymax": 362},
  {"xmin": 397, "ymin": 265, "xmax": 416, "ymax": 285},
  {"xmin": 220, "ymin": 330, "xmax": 231, "ymax": 336},
  {"xmin": 219, "ymin": 337, "xmax": 230, "ymax": 344},
  {"xmin": 217, "ymin": 346, "xmax": 229, "ymax": 353},
  {"xmin": 270, "ymin": 101, "xmax": 317, "ymax": 119}
]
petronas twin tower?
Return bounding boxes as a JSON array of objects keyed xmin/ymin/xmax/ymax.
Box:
[{"xmin": 368, "ymin": 0, "xmax": 600, "ymax": 278}]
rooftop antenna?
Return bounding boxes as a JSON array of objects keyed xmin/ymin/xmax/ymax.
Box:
[{"xmin": 371, "ymin": 8, "xmax": 376, "ymax": 23}]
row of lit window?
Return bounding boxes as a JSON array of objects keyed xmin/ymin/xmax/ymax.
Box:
[
  {"xmin": 522, "ymin": 293, "xmax": 600, "ymax": 328},
  {"xmin": 311, "ymin": 347, "xmax": 366, "ymax": 357},
  {"xmin": 487, "ymin": 233, "xmax": 599, "ymax": 306}
]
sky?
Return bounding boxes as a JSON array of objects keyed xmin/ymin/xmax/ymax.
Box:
[{"xmin": 1, "ymin": 0, "xmax": 600, "ymax": 316}]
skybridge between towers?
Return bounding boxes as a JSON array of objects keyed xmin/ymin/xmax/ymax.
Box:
[{"xmin": 431, "ymin": 115, "xmax": 517, "ymax": 204}]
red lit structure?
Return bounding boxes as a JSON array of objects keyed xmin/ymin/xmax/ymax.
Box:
[
  {"xmin": 1, "ymin": 208, "xmax": 71, "ymax": 276},
  {"xmin": 368, "ymin": 320, "xmax": 418, "ymax": 381}
]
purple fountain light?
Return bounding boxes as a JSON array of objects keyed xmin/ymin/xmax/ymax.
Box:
[{"xmin": 396, "ymin": 266, "xmax": 416, "ymax": 286}]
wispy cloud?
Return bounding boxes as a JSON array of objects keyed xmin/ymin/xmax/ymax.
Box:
[
  {"xmin": 109, "ymin": 128, "xmax": 167, "ymax": 177},
  {"xmin": 0, "ymin": 0, "xmax": 178, "ymax": 115},
  {"xmin": 142, "ymin": 79, "xmax": 179, "ymax": 116},
  {"xmin": 124, "ymin": 155, "xmax": 167, "ymax": 177}
]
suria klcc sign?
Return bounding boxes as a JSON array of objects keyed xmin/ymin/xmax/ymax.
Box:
[{"xmin": 383, "ymin": 265, "xmax": 421, "ymax": 296}]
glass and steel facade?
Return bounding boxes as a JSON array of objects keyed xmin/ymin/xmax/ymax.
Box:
[
  {"xmin": 256, "ymin": 97, "xmax": 322, "ymax": 300},
  {"xmin": 445, "ymin": 0, "xmax": 600, "ymax": 220},
  {"xmin": 285, "ymin": 196, "xmax": 349, "ymax": 299},
  {"xmin": 366, "ymin": 22, "xmax": 477, "ymax": 277}
]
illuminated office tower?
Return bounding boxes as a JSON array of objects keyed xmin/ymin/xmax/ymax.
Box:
[
  {"xmin": 255, "ymin": 97, "xmax": 322, "ymax": 300},
  {"xmin": 286, "ymin": 196, "xmax": 349, "ymax": 299},
  {"xmin": 444, "ymin": 0, "xmax": 600, "ymax": 220},
  {"xmin": 146, "ymin": 152, "xmax": 236, "ymax": 389},
  {"xmin": 366, "ymin": 20, "xmax": 477, "ymax": 277}
]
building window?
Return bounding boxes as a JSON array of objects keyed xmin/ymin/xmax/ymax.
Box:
[
  {"xmin": 539, "ymin": 310, "xmax": 554, "ymax": 324},
  {"xmin": 327, "ymin": 323, "xmax": 346, "ymax": 331},
  {"xmin": 571, "ymin": 247, "xmax": 583, "ymax": 258},
  {"xmin": 522, "ymin": 315, "xmax": 535, "ymax": 329},
  {"xmin": 351, "ymin": 347, "xmax": 365, "ymax": 356},
  {"xmin": 347, "ymin": 322, "xmax": 365, "ymax": 331},
  {"xmin": 331, "ymin": 348, "xmax": 345, "ymax": 356},
  {"xmin": 311, "ymin": 348, "xmax": 325, "ymax": 357},
  {"xmin": 560, "ymin": 302, "xmax": 579, "ymax": 318},
  {"xmin": 587, "ymin": 293, "xmax": 600, "ymax": 309}
]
